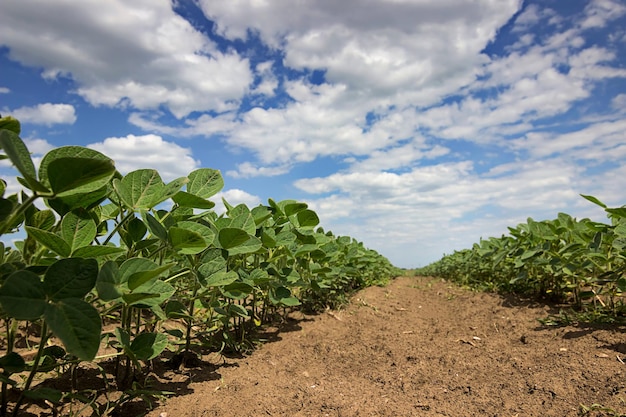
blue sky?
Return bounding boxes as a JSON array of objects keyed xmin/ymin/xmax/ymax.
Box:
[{"xmin": 1, "ymin": 0, "xmax": 625, "ymax": 268}]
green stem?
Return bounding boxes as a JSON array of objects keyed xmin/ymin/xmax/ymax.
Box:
[
  {"xmin": 12, "ymin": 321, "xmax": 50, "ymax": 417},
  {"xmin": 0, "ymin": 193, "xmax": 40, "ymax": 236},
  {"xmin": 103, "ymin": 210, "xmax": 135, "ymax": 246}
]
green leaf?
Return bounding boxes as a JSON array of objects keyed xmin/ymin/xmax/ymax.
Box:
[
  {"xmin": 130, "ymin": 332, "xmax": 169, "ymax": 361},
  {"xmin": 96, "ymin": 261, "xmax": 122, "ymax": 301},
  {"xmin": 169, "ymin": 226, "xmax": 206, "ymax": 255},
  {"xmin": 284, "ymin": 202, "xmax": 308, "ymax": 216},
  {"xmin": 114, "ymin": 327, "xmax": 132, "ymax": 350},
  {"xmin": 0, "ymin": 115, "xmax": 21, "ymax": 134},
  {"xmin": 121, "ymin": 292, "xmax": 160, "ymax": 306},
  {"xmin": 176, "ymin": 221, "xmax": 215, "ymax": 243},
  {"xmin": 129, "ymin": 280, "xmax": 175, "ymax": 307},
  {"xmin": 46, "ymin": 185, "xmax": 110, "ymax": 216},
  {"xmin": 221, "ymin": 282, "xmax": 253, "ymax": 299},
  {"xmin": 0, "ymin": 129, "xmax": 46, "ymax": 192},
  {"xmin": 186, "ymin": 168, "xmax": 223, "ymax": 198},
  {"xmin": 62, "ymin": 211, "xmax": 97, "ymax": 253},
  {"xmin": 39, "ymin": 146, "xmax": 112, "ymax": 184},
  {"xmin": 296, "ymin": 209, "xmax": 320, "ymax": 228},
  {"xmin": 113, "ymin": 170, "xmax": 187, "ymax": 210},
  {"xmin": 606, "ymin": 208, "xmax": 626, "ymax": 220},
  {"xmin": 0, "ymin": 270, "xmax": 46, "ymax": 320},
  {"xmin": 127, "ymin": 217, "xmax": 147, "ymax": 243},
  {"xmin": 172, "ymin": 190, "xmax": 215, "ymax": 209},
  {"xmin": 203, "ymin": 270, "xmax": 238, "ymax": 287},
  {"xmin": 580, "ymin": 194, "xmax": 607, "ymax": 209},
  {"xmin": 27, "ymin": 209, "xmax": 56, "ymax": 231},
  {"xmin": 226, "ymin": 236, "xmax": 262, "ymax": 256},
  {"xmin": 44, "ymin": 258, "xmax": 98, "ymax": 300},
  {"xmin": 127, "ymin": 263, "xmax": 175, "ymax": 291},
  {"xmin": 72, "ymin": 245, "xmax": 125, "ymax": 258},
  {"xmin": 44, "ymin": 299, "xmax": 102, "ymax": 361},
  {"xmin": 0, "ymin": 198, "xmax": 14, "ymax": 223},
  {"xmin": 143, "ymin": 212, "xmax": 168, "ymax": 241},
  {"xmin": 0, "ymin": 352, "xmax": 26, "ymax": 373},
  {"xmin": 218, "ymin": 227, "xmax": 250, "ymax": 249},
  {"xmin": 47, "ymin": 157, "xmax": 116, "ymax": 197},
  {"xmin": 25, "ymin": 226, "xmax": 71, "ymax": 257},
  {"xmin": 227, "ymin": 303, "xmax": 248, "ymax": 318}
]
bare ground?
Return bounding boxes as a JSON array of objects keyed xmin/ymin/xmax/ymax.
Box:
[{"xmin": 131, "ymin": 276, "xmax": 626, "ymax": 417}]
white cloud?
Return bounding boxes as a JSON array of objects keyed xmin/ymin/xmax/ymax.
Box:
[
  {"xmin": 0, "ymin": 87, "xmax": 9, "ymax": 94},
  {"xmin": 87, "ymin": 134, "xmax": 199, "ymax": 181},
  {"xmin": 226, "ymin": 162, "xmax": 291, "ymax": 179},
  {"xmin": 8, "ymin": 103, "xmax": 76, "ymax": 125},
  {"xmin": 0, "ymin": 0, "xmax": 253, "ymax": 118},
  {"xmin": 580, "ymin": 0, "xmax": 626, "ymax": 29},
  {"xmin": 295, "ymin": 156, "xmax": 612, "ymax": 267}
]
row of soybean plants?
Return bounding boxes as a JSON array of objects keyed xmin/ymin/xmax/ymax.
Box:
[
  {"xmin": 417, "ymin": 195, "xmax": 626, "ymax": 313},
  {"xmin": 0, "ymin": 116, "xmax": 400, "ymax": 416}
]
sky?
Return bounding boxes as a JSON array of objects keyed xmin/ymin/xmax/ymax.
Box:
[{"xmin": 1, "ymin": 0, "xmax": 625, "ymax": 268}]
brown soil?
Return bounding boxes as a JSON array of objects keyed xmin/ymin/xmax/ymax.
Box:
[{"xmin": 136, "ymin": 276, "xmax": 626, "ymax": 417}]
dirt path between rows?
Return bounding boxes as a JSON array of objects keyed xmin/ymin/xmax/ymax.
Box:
[{"xmin": 146, "ymin": 276, "xmax": 626, "ymax": 417}]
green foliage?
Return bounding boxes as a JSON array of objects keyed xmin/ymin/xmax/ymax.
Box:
[
  {"xmin": 417, "ymin": 195, "xmax": 626, "ymax": 319},
  {"xmin": 0, "ymin": 114, "xmax": 401, "ymax": 415}
]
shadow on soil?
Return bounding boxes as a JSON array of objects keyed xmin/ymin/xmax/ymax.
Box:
[{"xmin": 13, "ymin": 313, "xmax": 318, "ymax": 417}]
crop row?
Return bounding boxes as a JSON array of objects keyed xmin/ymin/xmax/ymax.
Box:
[
  {"xmin": 417, "ymin": 195, "xmax": 626, "ymax": 316},
  {"xmin": 0, "ymin": 116, "xmax": 400, "ymax": 416}
]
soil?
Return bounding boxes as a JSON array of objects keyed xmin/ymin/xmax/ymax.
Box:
[{"xmin": 136, "ymin": 276, "xmax": 626, "ymax": 417}]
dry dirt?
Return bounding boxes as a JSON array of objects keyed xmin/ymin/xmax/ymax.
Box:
[{"xmin": 132, "ymin": 276, "xmax": 626, "ymax": 417}]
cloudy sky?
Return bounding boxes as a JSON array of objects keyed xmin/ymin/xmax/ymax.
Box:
[{"xmin": 1, "ymin": 0, "xmax": 625, "ymax": 268}]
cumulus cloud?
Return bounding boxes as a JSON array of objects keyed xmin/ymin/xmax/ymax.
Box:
[
  {"xmin": 8, "ymin": 103, "xmax": 76, "ymax": 125},
  {"xmin": 0, "ymin": 0, "xmax": 253, "ymax": 118},
  {"xmin": 87, "ymin": 134, "xmax": 199, "ymax": 181},
  {"xmin": 0, "ymin": 87, "xmax": 10, "ymax": 94},
  {"xmin": 226, "ymin": 162, "xmax": 291, "ymax": 179}
]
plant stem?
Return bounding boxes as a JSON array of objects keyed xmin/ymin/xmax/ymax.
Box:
[
  {"xmin": 12, "ymin": 321, "xmax": 50, "ymax": 417},
  {"xmin": 0, "ymin": 193, "xmax": 40, "ymax": 235}
]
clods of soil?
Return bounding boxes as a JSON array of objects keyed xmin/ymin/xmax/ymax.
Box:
[{"xmin": 145, "ymin": 276, "xmax": 626, "ymax": 417}]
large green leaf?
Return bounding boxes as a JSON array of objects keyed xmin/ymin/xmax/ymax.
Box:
[
  {"xmin": 0, "ymin": 115, "xmax": 21, "ymax": 134},
  {"xmin": 119, "ymin": 258, "xmax": 174, "ymax": 291},
  {"xmin": 96, "ymin": 260, "xmax": 122, "ymax": 301},
  {"xmin": 226, "ymin": 236, "xmax": 263, "ymax": 256},
  {"xmin": 46, "ymin": 185, "xmax": 110, "ymax": 216},
  {"xmin": 187, "ymin": 168, "xmax": 223, "ymax": 198},
  {"xmin": 0, "ymin": 270, "xmax": 46, "ymax": 320},
  {"xmin": 130, "ymin": 332, "xmax": 169, "ymax": 361},
  {"xmin": 113, "ymin": 169, "xmax": 187, "ymax": 210},
  {"xmin": 61, "ymin": 211, "xmax": 97, "ymax": 253},
  {"xmin": 128, "ymin": 279, "xmax": 175, "ymax": 307},
  {"xmin": 218, "ymin": 227, "xmax": 250, "ymax": 249},
  {"xmin": 284, "ymin": 202, "xmax": 308, "ymax": 216},
  {"xmin": 47, "ymin": 158, "xmax": 116, "ymax": 197},
  {"xmin": 0, "ymin": 352, "xmax": 26, "ymax": 374},
  {"xmin": 169, "ymin": 226, "xmax": 207, "ymax": 255},
  {"xmin": 221, "ymin": 282, "xmax": 253, "ymax": 300},
  {"xmin": 44, "ymin": 299, "xmax": 101, "ymax": 361},
  {"xmin": 172, "ymin": 191, "xmax": 215, "ymax": 209},
  {"xmin": 296, "ymin": 209, "xmax": 320, "ymax": 228},
  {"xmin": 25, "ymin": 226, "xmax": 71, "ymax": 257},
  {"xmin": 203, "ymin": 270, "xmax": 238, "ymax": 287},
  {"xmin": 44, "ymin": 258, "xmax": 98, "ymax": 300}
]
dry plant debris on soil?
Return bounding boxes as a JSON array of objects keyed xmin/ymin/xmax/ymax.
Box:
[{"xmin": 141, "ymin": 276, "xmax": 626, "ymax": 417}]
